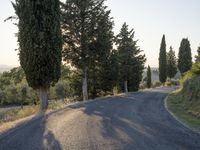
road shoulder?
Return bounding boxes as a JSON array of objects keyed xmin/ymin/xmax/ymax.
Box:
[{"xmin": 165, "ymin": 93, "xmax": 200, "ymax": 134}]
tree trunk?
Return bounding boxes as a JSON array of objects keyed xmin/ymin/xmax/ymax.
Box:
[
  {"xmin": 92, "ymin": 63, "xmax": 97, "ymax": 99},
  {"xmin": 38, "ymin": 87, "xmax": 48, "ymax": 113},
  {"xmin": 82, "ymin": 67, "xmax": 88, "ymax": 101},
  {"xmin": 20, "ymin": 102, "xmax": 23, "ymax": 109},
  {"xmin": 124, "ymin": 80, "xmax": 128, "ymax": 93}
]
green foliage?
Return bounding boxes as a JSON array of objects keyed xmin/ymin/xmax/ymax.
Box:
[
  {"xmin": 168, "ymin": 71, "xmax": 200, "ymax": 131},
  {"xmin": 178, "ymin": 38, "xmax": 192, "ymax": 74},
  {"xmin": 182, "ymin": 62, "xmax": 200, "ymax": 83},
  {"xmin": 0, "ymin": 89, "xmax": 5, "ymax": 105},
  {"xmin": 116, "ymin": 23, "xmax": 146, "ymax": 92},
  {"xmin": 55, "ymin": 80, "xmax": 74, "ymax": 100},
  {"xmin": 87, "ymin": 5, "xmax": 114, "ymax": 98},
  {"xmin": 152, "ymin": 81, "xmax": 162, "ymax": 88},
  {"xmin": 174, "ymin": 64, "xmax": 200, "ymax": 120},
  {"xmin": 167, "ymin": 91, "xmax": 200, "ymax": 131},
  {"xmin": 61, "ymin": 0, "xmax": 101, "ymax": 68},
  {"xmin": 167, "ymin": 46, "xmax": 177, "ymax": 79},
  {"xmin": 165, "ymin": 79, "xmax": 179, "ymax": 86},
  {"xmin": 12, "ymin": 0, "xmax": 62, "ymax": 89},
  {"xmin": 195, "ymin": 47, "xmax": 200, "ymax": 63},
  {"xmin": 5, "ymin": 0, "xmax": 147, "ymax": 104},
  {"xmin": 0, "ymin": 65, "xmax": 79, "ymax": 106},
  {"xmin": 147, "ymin": 66, "xmax": 152, "ymax": 88},
  {"xmin": 55, "ymin": 82, "xmax": 66, "ymax": 100},
  {"xmin": 61, "ymin": 0, "xmax": 113, "ymax": 99},
  {"xmin": 191, "ymin": 62, "xmax": 200, "ymax": 75},
  {"xmin": 159, "ymin": 35, "xmax": 167, "ymax": 83},
  {"xmin": 69, "ymin": 70, "xmax": 82, "ymax": 100},
  {"xmin": 112, "ymin": 85, "xmax": 121, "ymax": 95}
]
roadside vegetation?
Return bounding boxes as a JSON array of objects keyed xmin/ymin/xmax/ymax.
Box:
[
  {"xmin": 0, "ymin": 100, "xmax": 75, "ymax": 133},
  {"xmin": 167, "ymin": 62, "xmax": 200, "ymax": 131},
  {"xmin": 2, "ymin": 0, "xmax": 146, "ymax": 110}
]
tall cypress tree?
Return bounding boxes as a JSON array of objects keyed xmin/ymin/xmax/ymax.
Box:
[
  {"xmin": 178, "ymin": 38, "xmax": 192, "ymax": 74},
  {"xmin": 12, "ymin": 0, "xmax": 62, "ymax": 112},
  {"xmin": 159, "ymin": 35, "xmax": 167, "ymax": 83},
  {"xmin": 147, "ymin": 65, "xmax": 152, "ymax": 88},
  {"xmin": 116, "ymin": 23, "xmax": 146, "ymax": 93},
  {"xmin": 61, "ymin": 0, "xmax": 106, "ymax": 100},
  {"xmin": 167, "ymin": 46, "xmax": 177, "ymax": 79}
]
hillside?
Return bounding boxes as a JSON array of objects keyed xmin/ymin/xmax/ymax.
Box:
[{"xmin": 167, "ymin": 63, "xmax": 200, "ymax": 131}]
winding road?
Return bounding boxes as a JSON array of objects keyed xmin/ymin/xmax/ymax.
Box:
[{"xmin": 0, "ymin": 87, "xmax": 200, "ymax": 150}]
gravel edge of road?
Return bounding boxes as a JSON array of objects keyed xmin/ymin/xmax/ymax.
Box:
[{"xmin": 164, "ymin": 96, "xmax": 200, "ymax": 135}]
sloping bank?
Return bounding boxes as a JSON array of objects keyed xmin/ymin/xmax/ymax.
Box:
[{"xmin": 167, "ymin": 63, "xmax": 200, "ymax": 132}]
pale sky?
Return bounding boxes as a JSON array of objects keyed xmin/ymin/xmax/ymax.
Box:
[{"xmin": 0, "ymin": 0, "xmax": 200, "ymax": 67}]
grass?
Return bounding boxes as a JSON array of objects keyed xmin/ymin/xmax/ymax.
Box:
[
  {"xmin": 167, "ymin": 89, "xmax": 200, "ymax": 132},
  {"xmin": 0, "ymin": 106, "xmax": 38, "ymax": 124},
  {"xmin": 0, "ymin": 99, "xmax": 74, "ymax": 133},
  {"xmin": 0, "ymin": 106, "xmax": 38, "ymax": 134}
]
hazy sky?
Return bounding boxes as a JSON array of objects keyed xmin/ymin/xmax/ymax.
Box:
[{"xmin": 0, "ymin": 0, "xmax": 200, "ymax": 67}]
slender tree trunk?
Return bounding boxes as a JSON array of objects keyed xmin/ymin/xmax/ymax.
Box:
[
  {"xmin": 38, "ymin": 87, "xmax": 48, "ymax": 113},
  {"xmin": 124, "ymin": 80, "xmax": 128, "ymax": 93},
  {"xmin": 20, "ymin": 102, "xmax": 23, "ymax": 109},
  {"xmin": 92, "ymin": 63, "xmax": 97, "ymax": 99},
  {"xmin": 82, "ymin": 67, "xmax": 88, "ymax": 101},
  {"xmin": 92, "ymin": 75, "xmax": 97, "ymax": 99}
]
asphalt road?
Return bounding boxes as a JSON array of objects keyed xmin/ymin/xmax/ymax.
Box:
[{"xmin": 0, "ymin": 87, "xmax": 200, "ymax": 150}]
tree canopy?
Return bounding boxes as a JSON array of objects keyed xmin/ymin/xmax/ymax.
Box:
[
  {"xmin": 147, "ymin": 66, "xmax": 152, "ymax": 88},
  {"xmin": 159, "ymin": 35, "xmax": 167, "ymax": 83},
  {"xmin": 12, "ymin": 0, "xmax": 62, "ymax": 111},
  {"xmin": 116, "ymin": 23, "xmax": 146, "ymax": 92},
  {"xmin": 167, "ymin": 46, "xmax": 177, "ymax": 79},
  {"xmin": 178, "ymin": 38, "xmax": 192, "ymax": 74}
]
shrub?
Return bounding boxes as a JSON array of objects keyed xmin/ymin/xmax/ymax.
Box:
[
  {"xmin": 165, "ymin": 79, "xmax": 180, "ymax": 86},
  {"xmin": 152, "ymin": 81, "xmax": 162, "ymax": 88},
  {"xmin": 139, "ymin": 83, "xmax": 147, "ymax": 90},
  {"xmin": 112, "ymin": 85, "xmax": 121, "ymax": 95}
]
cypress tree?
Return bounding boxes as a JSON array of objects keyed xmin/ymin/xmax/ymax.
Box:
[
  {"xmin": 195, "ymin": 47, "xmax": 200, "ymax": 63},
  {"xmin": 178, "ymin": 38, "xmax": 192, "ymax": 74},
  {"xmin": 167, "ymin": 46, "xmax": 177, "ymax": 79},
  {"xmin": 12, "ymin": 0, "xmax": 62, "ymax": 112},
  {"xmin": 147, "ymin": 66, "xmax": 152, "ymax": 88},
  {"xmin": 159, "ymin": 35, "xmax": 167, "ymax": 83}
]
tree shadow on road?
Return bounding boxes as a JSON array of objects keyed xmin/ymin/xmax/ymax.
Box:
[
  {"xmin": 0, "ymin": 114, "xmax": 62, "ymax": 150},
  {"xmin": 69, "ymin": 95, "xmax": 158, "ymax": 149},
  {"xmin": 68, "ymin": 92, "xmax": 200, "ymax": 150}
]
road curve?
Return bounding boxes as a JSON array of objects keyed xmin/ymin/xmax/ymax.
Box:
[{"xmin": 0, "ymin": 87, "xmax": 200, "ymax": 150}]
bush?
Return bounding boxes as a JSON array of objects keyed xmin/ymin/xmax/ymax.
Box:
[
  {"xmin": 139, "ymin": 83, "xmax": 147, "ymax": 89},
  {"xmin": 165, "ymin": 81, "xmax": 172, "ymax": 86},
  {"xmin": 112, "ymin": 85, "xmax": 121, "ymax": 95},
  {"xmin": 152, "ymin": 81, "xmax": 162, "ymax": 88},
  {"xmin": 191, "ymin": 62, "xmax": 200, "ymax": 75},
  {"xmin": 165, "ymin": 79, "xmax": 180, "ymax": 87}
]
